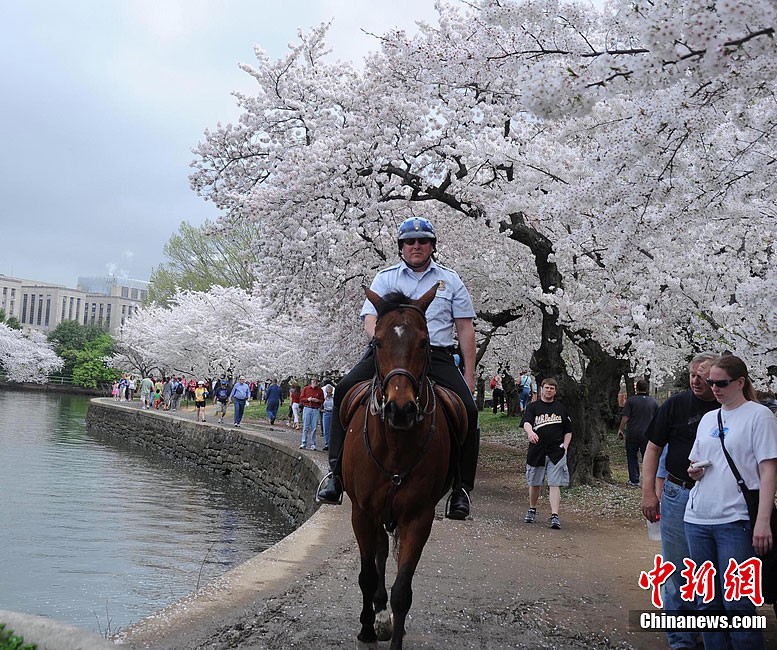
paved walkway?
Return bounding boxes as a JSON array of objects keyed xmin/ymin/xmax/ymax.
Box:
[{"xmin": 116, "ymin": 401, "xmax": 776, "ymax": 649}]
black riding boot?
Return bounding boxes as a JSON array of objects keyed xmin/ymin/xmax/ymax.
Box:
[
  {"xmin": 445, "ymin": 416, "xmax": 480, "ymax": 519},
  {"xmin": 316, "ymin": 463, "xmax": 343, "ymax": 504},
  {"xmin": 316, "ymin": 404, "xmax": 345, "ymax": 504},
  {"xmin": 316, "ymin": 346, "xmax": 375, "ymax": 504},
  {"xmin": 446, "ymin": 488, "xmax": 470, "ymax": 520}
]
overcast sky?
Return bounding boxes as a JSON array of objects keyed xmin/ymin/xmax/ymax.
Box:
[{"xmin": 0, "ymin": 0, "xmax": 444, "ymax": 288}]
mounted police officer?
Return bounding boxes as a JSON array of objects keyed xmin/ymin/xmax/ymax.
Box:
[{"xmin": 316, "ymin": 216, "xmax": 480, "ymax": 519}]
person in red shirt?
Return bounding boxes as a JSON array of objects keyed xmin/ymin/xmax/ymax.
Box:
[
  {"xmin": 289, "ymin": 382, "xmax": 301, "ymax": 429},
  {"xmin": 299, "ymin": 378, "xmax": 325, "ymax": 450},
  {"xmin": 187, "ymin": 378, "xmax": 197, "ymax": 401}
]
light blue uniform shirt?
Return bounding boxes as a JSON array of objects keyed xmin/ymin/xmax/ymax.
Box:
[
  {"xmin": 230, "ymin": 382, "xmax": 251, "ymax": 400},
  {"xmin": 360, "ymin": 260, "xmax": 476, "ymax": 348}
]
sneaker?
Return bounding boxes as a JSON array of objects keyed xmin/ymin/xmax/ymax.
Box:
[
  {"xmin": 299, "ymin": 444, "xmax": 306, "ymax": 449},
  {"xmin": 627, "ymin": 480, "xmax": 640, "ymax": 487},
  {"xmin": 310, "ymin": 446, "xmax": 316, "ymax": 451},
  {"xmin": 323, "ymin": 445, "xmax": 329, "ymax": 451},
  {"xmin": 524, "ymin": 508, "xmax": 536, "ymax": 524},
  {"xmin": 549, "ymin": 514, "xmax": 561, "ymax": 529}
]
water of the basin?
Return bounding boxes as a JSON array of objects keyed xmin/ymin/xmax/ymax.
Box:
[{"xmin": 0, "ymin": 391, "xmax": 295, "ymax": 633}]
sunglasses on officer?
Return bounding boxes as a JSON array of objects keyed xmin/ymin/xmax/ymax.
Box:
[{"xmin": 401, "ymin": 238, "xmax": 433, "ymax": 246}]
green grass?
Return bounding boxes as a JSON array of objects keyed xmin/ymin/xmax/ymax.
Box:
[
  {"xmin": 0, "ymin": 624, "xmax": 35, "ymax": 650},
  {"xmin": 243, "ymin": 399, "xmax": 286, "ymax": 422}
]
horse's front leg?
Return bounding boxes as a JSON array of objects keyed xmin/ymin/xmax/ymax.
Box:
[
  {"xmin": 390, "ymin": 510, "xmax": 435, "ymax": 650},
  {"xmin": 352, "ymin": 507, "xmax": 381, "ymax": 644},
  {"xmin": 373, "ymin": 527, "xmax": 392, "ymax": 641}
]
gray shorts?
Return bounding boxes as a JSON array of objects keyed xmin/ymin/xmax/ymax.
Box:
[
  {"xmin": 214, "ymin": 401, "xmax": 228, "ymax": 415},
  {"xmin": 526, "ymin": 454, "xmax": 570, "ymax": 487}
]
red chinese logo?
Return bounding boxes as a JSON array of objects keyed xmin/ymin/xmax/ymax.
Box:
[
  {"xmin": 639, "ymin": 555, "xmax": 764, "ymax": 607},
  {"xmin": 723, "ymin": 557, "xmax": 763, "ymax": 606},
  {"xmin": 639, "ymin": 554, "xmax": 676, "ymax": 608},
  {"xmin": 679, "ymin": 559, "xmax": 716, "ymax": 604}
]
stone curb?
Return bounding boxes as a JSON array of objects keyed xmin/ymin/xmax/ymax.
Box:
[{"xmin": 0, "ymin": 609, "xmax": 116, "ymax": 650}]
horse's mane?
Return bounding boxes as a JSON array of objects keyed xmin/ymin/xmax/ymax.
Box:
[{"xmin": 375, "ymin": 291, "xmax": 415, "ymax": 318}]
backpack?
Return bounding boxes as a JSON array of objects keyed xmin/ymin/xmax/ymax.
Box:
[
  {"xmin": 175, "ymin": 383, "xmax": 184, "ymax": 395},
  {"xmin": 490, "ymin": 377, "xmax": 497, "ymax": 390}
]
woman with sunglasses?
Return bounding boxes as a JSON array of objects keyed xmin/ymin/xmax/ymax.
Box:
[{"xmin": 685, "ymin": 355, "xmax": 777, "ymax": 649}]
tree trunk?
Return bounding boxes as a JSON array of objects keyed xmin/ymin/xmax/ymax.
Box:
[
  {"xmin": 500, "ymin": 212, "xmax": 621, "ymax": 485},
  {"xmin": 500, "ymin": 372, "xmax": 519, "ymax": 417},
  {"xmin": 475, "ymin": 374, "xmax": 485, "ymax": 411}
]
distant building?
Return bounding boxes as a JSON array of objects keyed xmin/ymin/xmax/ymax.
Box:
[{"xmin": 0, "ymin": 274, "xmax": 148, "ymax": 335}]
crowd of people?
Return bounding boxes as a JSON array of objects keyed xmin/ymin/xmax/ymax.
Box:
[{"xmin": 112, "ymin": 373, "xmax": 336, "ymax": 441}]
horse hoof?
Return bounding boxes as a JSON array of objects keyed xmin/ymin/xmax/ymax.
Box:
[
  {"xmin": 356, "ymin": 633, "xmax": 378, "ymax": 648},
  {"xmin": 375, "ymin": 610, "xmax": 393, "ymax": 641}
]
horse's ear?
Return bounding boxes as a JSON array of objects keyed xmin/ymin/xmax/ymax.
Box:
[
  {"xmin": 365, "ymin": 286, "xmax": 384, "ymax": 311},
  {"xmin": 415, "ymin": 282, "xmax": 439, "ymax": 313}
]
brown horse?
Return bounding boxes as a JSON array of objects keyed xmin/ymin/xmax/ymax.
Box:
[{"xmin": 340, "ymin": 284, "xmax": 467, "ymax": 650}]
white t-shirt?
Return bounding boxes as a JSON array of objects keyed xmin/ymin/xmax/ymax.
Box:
[{"xmin": 685, "ymin": 401, "xmax": 777, "ymax": 525}]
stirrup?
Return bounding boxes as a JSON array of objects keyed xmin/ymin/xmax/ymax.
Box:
[
  {"xmin": 315, "ymin": 472, "xmax": 343, "ymax": 505},
  {"xmin": 445, "ymin": 488, "xmax": 471, "ymax": 518}
]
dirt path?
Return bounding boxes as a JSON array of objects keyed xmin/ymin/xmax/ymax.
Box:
[{"xmin": 120, "ymin": 412, "xmax": 777, "ymax": 649}]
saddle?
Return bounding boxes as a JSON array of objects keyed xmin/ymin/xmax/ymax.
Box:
[{"xmin": 341, "ymin": 380, "xmax": 468, "ymax": 447}]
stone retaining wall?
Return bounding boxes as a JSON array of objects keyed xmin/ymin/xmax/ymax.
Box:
[{"xmin": 85, "ymin": 400, "xmax": 321, "ymax": 526}]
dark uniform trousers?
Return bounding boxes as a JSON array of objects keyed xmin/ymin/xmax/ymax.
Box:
[{"xmin": 327, "ymin": 346, "xmax": 480, "ymax": 492}]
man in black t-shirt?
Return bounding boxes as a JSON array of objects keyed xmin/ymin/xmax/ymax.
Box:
[
  {"xmin": 640, "ymin": 352, "xmax": 718, "ymax": 650},
  {"xmin": 521, "ymin": 377, "xmax": 573, "ymax": 530}
]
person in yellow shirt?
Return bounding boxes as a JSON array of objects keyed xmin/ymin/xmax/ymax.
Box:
[{"xmin": 194, "ymin": 380, "xmax": 209, "ymax": 422}]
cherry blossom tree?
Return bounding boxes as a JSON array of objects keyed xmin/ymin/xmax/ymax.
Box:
[
  {"xmin": 113, "ymin": 285, "xmax": 355, "ymax": 380},
  {"xmin": 0, "ymin": 324, "xmax": 63, "ymax": 383},
  {"xmin": 187, "ymin": 0, "xmax": 776, "ymax": 481}
]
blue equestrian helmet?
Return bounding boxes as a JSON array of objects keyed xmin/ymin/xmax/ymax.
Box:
[{"xmin": 397, "ymin": 217, "xmax": 437, "ymax": 252}]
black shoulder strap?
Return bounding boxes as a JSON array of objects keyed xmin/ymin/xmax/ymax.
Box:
[{"xmin": 717, "ymin": 409, "xmax": 748, "ymax": 491}]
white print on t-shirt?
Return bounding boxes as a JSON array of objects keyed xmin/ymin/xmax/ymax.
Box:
[{"xmin": 533, "ymin": 413, "xmax": 564, "ymax": 430}]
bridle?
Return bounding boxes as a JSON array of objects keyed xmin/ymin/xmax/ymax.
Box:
[{"xmin": 368, "ymin": 304, "xmax": 434, "ymax": 422}]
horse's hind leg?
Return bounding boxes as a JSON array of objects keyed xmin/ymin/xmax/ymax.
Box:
[
  {"xmin": 373, "ymin": 528, "xmax": 393, "ymax": 641},
  {"xmin": 352, "ymin": 509, "xmax": 380, "ymax": 644},
  {"xmin": 389, "ymin": 513, "xmax": 434, "ymax": 650}
]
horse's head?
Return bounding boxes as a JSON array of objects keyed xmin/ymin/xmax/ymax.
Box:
[{"xmin": 366, "ymin": 283, "xmax": 438, "ymax": 430}]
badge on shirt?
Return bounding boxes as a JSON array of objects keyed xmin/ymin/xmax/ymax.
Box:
[{"xmin": 437, "ymin": 280, "xmax": 446, "ymax": 291}]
